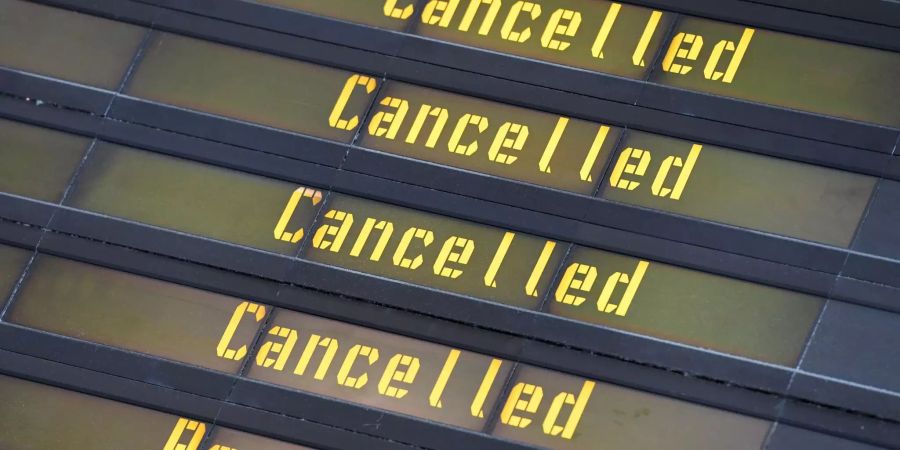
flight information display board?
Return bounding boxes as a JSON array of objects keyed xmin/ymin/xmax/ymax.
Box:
[
  {"xmin": 3, "ymin": 124, "xmax": 826, "ymax": 366},
  {"xmin": 4, "ymin": 249, "xmax": 772, "ymax": 449},
  {"xmin": 0, "ymin": 1, "xmax": 898, "ymax": 450},
  {"xmin": 256, "ymin": 0, "xmax": 900, "ymax": 127}
]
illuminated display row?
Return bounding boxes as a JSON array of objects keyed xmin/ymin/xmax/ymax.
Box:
[
  {"xmin": 258, "ymin": 0, "xmax": 900, "ymax": 128},
  {"xmin": 0, "ymin": 247, "xmax": 772, "ymax": 449},
  {"xmin": 0, "ymin": 374, "xmax": 313, "ymax": 450},
  {"xmin": 0, "ymin": 0, "xmax": 880, "ymax": 247},
  {"xmin": 3, "ymin": 119, "xmax": 822, "ymax": 367}
]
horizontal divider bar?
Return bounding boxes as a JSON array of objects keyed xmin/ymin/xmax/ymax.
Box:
[{"xmin": 0, "ymin": 210, "xmax": 897, "ymax": 427}]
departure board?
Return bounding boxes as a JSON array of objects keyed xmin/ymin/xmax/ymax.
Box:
[
  {"xmin": 269, "ymin": 0, "xmax": 900, "ymax": 127},
  {"xmin": 3, "ymin": 251, "xmax": 772, "ymax": 449},
  {"xmin": 1, "ymin": 1, "xmax": 898, "ymax": 450}
]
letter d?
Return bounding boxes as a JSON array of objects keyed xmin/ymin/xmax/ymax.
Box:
[
  {"xmin": 651, "ymin": 144, "xmax": 701, "ymax": 200},
  {"xmin": 704, "ymin": 28, "xmax": 755, "ymax": 83},
  {"xmin": 542, "ymin": 380, "xmax": 595, "ymax": 439},
  {"xmin": 597, "ymin": 260, "xmax": 649, "ymax": 316}
]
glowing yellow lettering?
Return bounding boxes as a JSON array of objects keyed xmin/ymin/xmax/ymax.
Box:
[
  {"xmin": 423, "ymin": 0, "xmax": 460, "ymax": 27},
  {"xmin": 591, "ymin": 3, "xmax": 621, "ymax": 59},
  {"xmin": 597, "ymin": 260, "xmax": 649, "ymax": 316},
  {"xmin": 337, "ymin": 344, "xmax": 379, "ymax": 389},
  {"xmin": 313, "ymin": 209, "xmax": 355, "ymax": 252},
  {"xmin": 294, "ymin": 334, "xmax": 339, "ymax": 380},
  {"xmin": 459, "ymin": 0, "xmax": 502, "ymax": 35},
  {"xmin": 525, "ymin": 240, "xmax": 557, "ymax": 297},
  {"xmin": 554, "ymin": 263, "xmax": 597, "ymax": 306},
  {"xmin": 484, "ymin": 232, "xmax": 515, "ymax": 288},
  {"xmin": 393, "ymin": 227, "xmax": 434, "ymax": 269},
  {"xmin": 500, "ymin": 383, "xmax": 543, "ymax": 428},
  {"xmin": 378, "ymin": 354, "xmax": 421, "ymax": 399},
  {"xmin": 501, "ymin": 1, "xmax": 541, "ymax": 43},
  {"xmin": 217, "ymin": 301, "xmax": 266, "ymax": 361},
  {"xmin": 384, "ymin": 0, "xmax": 414, "ymax": 19},
  {"xmin": 538, "ymin": 117, "xmax": 568, "ymax": 174},
  {"xmin": 256, "ymin": 326, "xmax": 298, "ymax": 371},
  {"xmin": 164, "ymin": 418, "xmax": 206, "ymax": 450},
  {"xmin": 448, "ymin": 114, "xmax": 488, "ymax": 155},
  {"xmin": 542, "ymin": 381, "xmax": 595, "ymax": 439},
  {"xmin": 406, "ymin": 104, "xmax": 449, "ymax": 148},
  {"xmin": 330, "ymin": 74, "xmax": 377, "ymax": 131},
  {"xmin": 274, "ymin": 187, "xmax": 323, "ymax": 243},
  {"xmin": 429, "ymin": 349, "xmax": 460, "ymax": 408},
  {"xmin": 632, "ymin": 11, "xmax": 663, "ymax": 67},
  {"xmin": 704, "ymin": 28, "xmax": 754, "ymax": 83},
  {"xmin": 651, "ymin": 144, "xmax": 701, "ymax": 200},
  {"xmin": 368, "ymin": 97, "xmax": 410, "ymax": 140},
  {"xmin": 662, "ymin": 32, "xmax": 703, "ymax": 75},
  {"xmin": 608, "ymin": 147, "xmax": 650, "ymax": 191},
  {"xmin": 350, "ymin": 218, "xmax": 394, "ymax": 261},
  {"xmin": 489, "ymin": 122, "xmax": 529, "ymax": 165},
  {"xmin": 471, "ymin": 358, "xmax": 504, "ymax": 418},
  {"xmin": 579, "ymin": 125, "xmax": 610, "ymax": 182},
  {"xmin": 541, "ymin": 9, "xmax": 581, "ymax": 51},
  {"xmin": 434, "ymin": 236, "xmax": 475, "ymax": 278}
]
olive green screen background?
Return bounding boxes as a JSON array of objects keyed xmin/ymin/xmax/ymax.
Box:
[
  {"xmin": 0, "ymin": 375, "xmax": 316, "ymax": 450},
  {"xmin": 0, "ymin": 0, "xmax": 145, "ymax": 89},
  {"xmin": 127, "ymin": 32, "xmax": 373, "ymax": 142},
  {"xmin": 601, "ymin": 131, "xmax": 877, "ymax": 247},
  {"xmin": 652, "ymin": 17, "xmax": 900, "ymax": 127},
  {"xmin": 66, "ymin": 143, "xmax": 309, "ymax": 255},
  {"xmin": 548, "ymin": 247, "xmax": 824, "ymax": 366},
  {"xmin": 7, "ymin": 255, "xmax": 262, "ymax": 373},
  {"xmin": 493, "ymin": 366, "xmax": 771, "ymax": 449},
  {"xmin": 0, "ymin": 119, "xmax": 90, "ymax": 203},
  {"xmin": 0, "ymin": 375, "xmax": 180, "ymax": 450}
]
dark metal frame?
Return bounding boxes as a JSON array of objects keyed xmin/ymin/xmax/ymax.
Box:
[
  {"xmin": 1, "ymin": 83, "xmax": 899, "ymax": 419},
  {"xmin": 1, "ymin": 220, "xmax": 898, "ymax": 448},
  {"xmin": 5, "ymin": 0, "xmax": 898, "ymax": 289}
]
